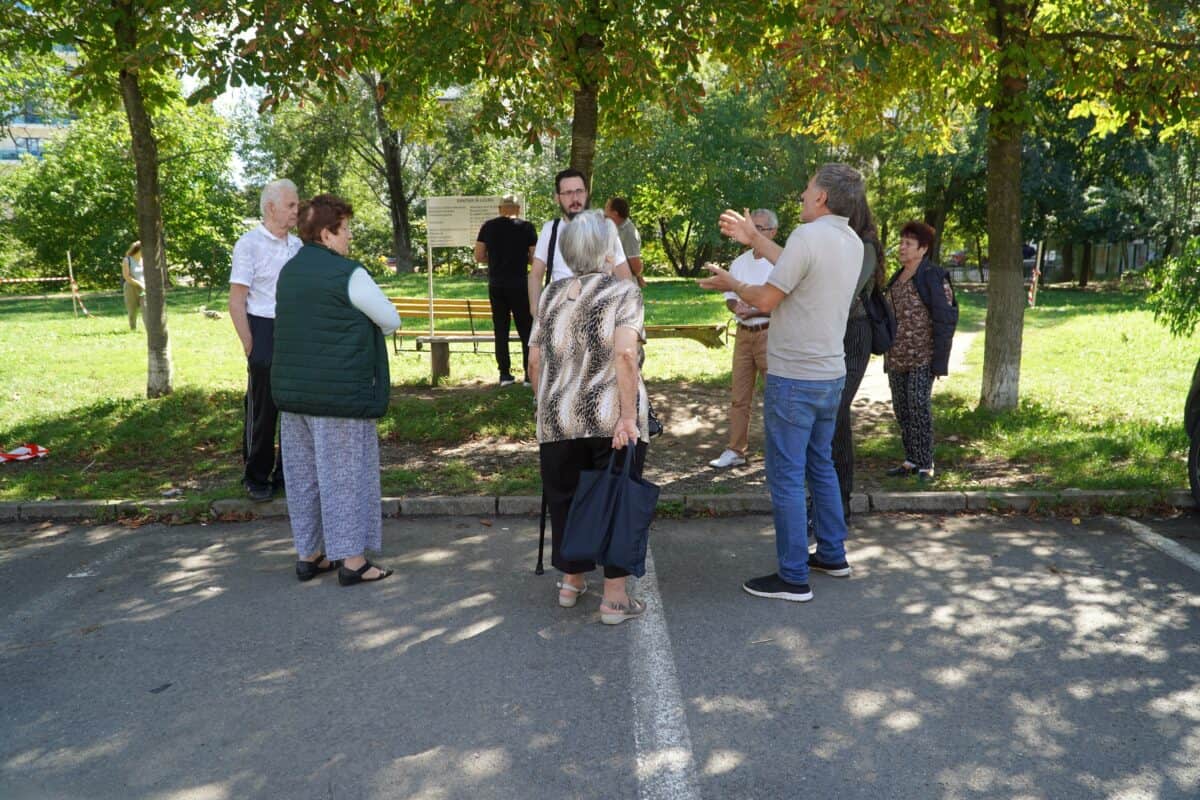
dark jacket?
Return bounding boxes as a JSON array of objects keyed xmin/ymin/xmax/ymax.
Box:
[
  {"xmin": 271, "ymin": 243, "xmax": 390, "ymax": 418},
  {"xmin": 888, "ymin": 258, "xmax": 958, "ymax": 376}
]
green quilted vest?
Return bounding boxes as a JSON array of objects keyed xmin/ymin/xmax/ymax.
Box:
[{"xmin": 271, "ymin": 244, "xmax": 390, "ymax": 418}]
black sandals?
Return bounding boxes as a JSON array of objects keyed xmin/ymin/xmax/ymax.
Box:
[
  {"xmin": 295, "ymin": 555, "xmax": 341, "ymax": 582},
  {"xmin": 337, "ymin": 561, "xmax": 394, "ymax": 587}
]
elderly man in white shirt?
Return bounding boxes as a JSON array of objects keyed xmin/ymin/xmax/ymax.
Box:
[
  {"xmin": 228, "ymin": 178, "xmax": 301, "ymax": 502},
  {"xmin": 709, "ymin": 208, "xmax": 778, "ymax": 469}
]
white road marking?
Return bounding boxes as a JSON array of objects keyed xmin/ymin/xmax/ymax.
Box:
[
  {"xmin": 631, "ymin": 547, "xmax": 702, "ymax": 800},
  {"xmin": 1112, "ymin": 516, "xmax": 1200, "ymax": 574}
]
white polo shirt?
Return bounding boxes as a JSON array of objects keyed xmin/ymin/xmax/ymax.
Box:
[
  {"xmin": 724, "ymin": 250, "xmax": 773, "ymax": 327},
  {"xmin": 229, "ymin": 224, "xmax": 302, "ymax": 319},
  {"xmin": 534, "ymin": 218, "xmax": 627, "ymax": 282}
]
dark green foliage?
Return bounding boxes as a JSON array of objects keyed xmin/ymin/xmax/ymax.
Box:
[{"xmin": 1, "ymin": 101, "xmax": 243, "ymax": 289}]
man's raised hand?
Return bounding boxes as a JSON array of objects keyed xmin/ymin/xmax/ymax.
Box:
[{"xmin": 718, "ymin": 208, "xmax": 755, "ymax": 246}]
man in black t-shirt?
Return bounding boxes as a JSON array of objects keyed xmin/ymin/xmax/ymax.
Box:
[{"xmin": 475, "ymin": 196, "xmax": 538, "ymax": 386}]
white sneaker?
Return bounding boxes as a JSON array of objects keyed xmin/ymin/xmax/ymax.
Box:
[{"xmin": 709, "ymin": 449, "xmax": 746, "ymax": 469}]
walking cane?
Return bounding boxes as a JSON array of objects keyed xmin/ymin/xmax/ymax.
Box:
[{"xmin": 535, "ymin": 491, "xmax": 546, "ymax": 575}]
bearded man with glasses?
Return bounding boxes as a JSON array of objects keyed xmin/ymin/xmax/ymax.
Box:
[{"xmin": 527, "ymin": 169, "xmax": 634, "ymax": 315}]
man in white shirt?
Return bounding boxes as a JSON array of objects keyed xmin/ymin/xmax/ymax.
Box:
[
  {"xmin": 700, "ymin": 164, "xmax": 866, "ymax": 603},
  {"xmin": 228, "ymin": 178, "xmax": 301, "ymax": 502},
  {"xmin": 528, "ymin": 168, "xmax": 633, "ymax": 316},
  {"xmin": 709, "ymin": 208, "xmax": 778, "ymax": 469}
]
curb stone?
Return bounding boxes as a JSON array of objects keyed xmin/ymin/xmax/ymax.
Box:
[
  {"xmin": 964, "ymin": 491, "xmax": 1061, "ymax": 512},
  {"xmin": 497, "ymin": 495, "xmax": 542, "ymax": 515},
  {"xmin": 19, "ymin": 500, "xmax": 119, "ymax": 521},
  {"xmin": 684, "ymin": 493, "xmax": 773, "ymax": 514},
  {"xmin": 0, "ymin": 490, "xmax": 1193, "ymax": 524},
  {"xmin": 402, "ymin": 496, "xmax": 496, "ymax": 516},
  {"xmin": 872, "ymin": 492, "xmax": 966, "ymax": 512}
]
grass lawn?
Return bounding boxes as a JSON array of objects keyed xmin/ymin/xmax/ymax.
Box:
[{"xmin": 0, "ymin": 276, "xmax": 1193, "ymax": 503}]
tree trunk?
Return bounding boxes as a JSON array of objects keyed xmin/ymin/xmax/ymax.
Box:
[
  {"xmin": 569, "ymin": 23, "xmax": 602, "ymax": 186},
  {"xmin": 570, "ymin": 85, "xmax": 598, "ymax": 186},
  {"xmin": 116, "ymin": 37, "xmax": 172, "ymax": 396},
  {"xmin": 1060, "ymin": 240, "xmax": 1074, "ymax": 283},
  {"xmin": 1079, "ymin": 241, "xmax": 1092, "ymax": 287},
  {"xmin": 923, "ymin": 170, "xmax": 948, "ymax": 263},
  {"xmin": 979, "ymin": 4, "xmax": 1029, "ymax": 412},
  {"xmin": 365, "ymin": 74, "xmax": 413, "ymax": 272}
]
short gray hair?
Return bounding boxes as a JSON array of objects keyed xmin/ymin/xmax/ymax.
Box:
[
  {"xmin": 559, "ymin": 210, "xmax": 614, "ymax": 276},
  {"xmin": 812, "ymin": 163, "xmax": 864, "ymax": 218},
  {"xmin": 750, "ymin": 208, "xmax": 778, "ymax": 229},
  {"xmin": 260, "ymin": 178, "xmax": 298, "ymax": 217}
]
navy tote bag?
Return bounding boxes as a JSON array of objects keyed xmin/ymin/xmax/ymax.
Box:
[{"xmin": 559, "ymin": 443, "xmax": 659, "ymax": 577}]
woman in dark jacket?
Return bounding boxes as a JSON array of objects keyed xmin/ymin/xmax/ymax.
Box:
[
  {"xmin": 272, "ymin": 194, "xmax": 401, "ymax": 586},
  {"xmin": 830, "ymin": 196, "xmax": 887, "ymax": 514},
  {"xmin": 884, "ymin": 221, "xmax": 958, "ymax": 482}
]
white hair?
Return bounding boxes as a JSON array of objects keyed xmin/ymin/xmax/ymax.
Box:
[
  {"xmin": 751, "ymin": 208, "xmax": 778, "ymax": 229},
  {"xmin": 260, "ymin": 178, "xmax": 298, "ymax": 217},
  {"xmin": 559, "ymin": 210, "xmax": 615, "ymax": 276}
]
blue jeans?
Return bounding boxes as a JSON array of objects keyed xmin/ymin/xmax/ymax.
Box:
[{"xmin": 764, "ymin": 373, "xmax": 848, "ymax": 584}]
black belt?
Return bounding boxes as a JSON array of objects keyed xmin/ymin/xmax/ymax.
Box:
[{"xmin": 738, "ymin": 322, "xmax": 769, "ymax": 332}]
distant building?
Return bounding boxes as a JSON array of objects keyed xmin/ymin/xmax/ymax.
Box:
[{"xmin": 1, "ymin": 45, "xmax": 75, "ymax": 166}]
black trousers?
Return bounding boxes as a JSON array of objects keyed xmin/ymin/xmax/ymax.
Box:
[
  {"xmin": 489, "ymin": 283, "xmax": 533, "ymax": 378},
  {"xmin": 243, "ymin": 314, "xmax": 282, "ymax": 488},
  {"xmin": 831, "ymin": 314, "xmax": 873, "ymax": 506},
  {"xmin": 540, "ymin": 437, "xmax": 648, "ymax": 579}
]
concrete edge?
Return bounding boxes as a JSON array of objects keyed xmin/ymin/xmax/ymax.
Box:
[{"xmin": 0, "ymin": 488, "xmax": 1193, "ymax": 524}]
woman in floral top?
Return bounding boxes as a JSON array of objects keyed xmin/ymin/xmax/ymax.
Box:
[
  {"xmin": 884, "ymin": 221, "xmax": 958, "ymax": 482},
  {"xmin": 528, "ymin": 210, "xmax": 650, "ymax": 625}
]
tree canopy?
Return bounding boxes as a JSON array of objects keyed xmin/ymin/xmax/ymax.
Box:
[{"xmin": 2, "ymin": 99, "xmax": 242, "ymax": 289}]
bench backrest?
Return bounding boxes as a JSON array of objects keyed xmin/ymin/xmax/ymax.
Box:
[{"xmin": 390, "ymin": 297, "xmax": 493, "ymax": 319}]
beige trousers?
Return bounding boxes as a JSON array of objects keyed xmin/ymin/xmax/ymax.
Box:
[
  {"xmin": 726, "ymin": 325, "xmax": 769, "ymax": 455},
  {"xmin": 123, "ymin": 281, "xmax": 143, "ymax": 331}
]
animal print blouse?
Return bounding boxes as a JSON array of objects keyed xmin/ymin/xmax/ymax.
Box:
[
  {"xmin": 529, "ymin": 273, "xmax": 649, "ymax": 444},
  {"xmin": 884, "ymin": 275, "xmax": 954, "ymax": 374}
]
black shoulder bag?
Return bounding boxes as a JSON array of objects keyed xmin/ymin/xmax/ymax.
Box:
[{"xmin": 862, "ymin": 283, "xmax": 896, "ymax": 356}]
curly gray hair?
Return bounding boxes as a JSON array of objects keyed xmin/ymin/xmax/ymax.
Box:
[{"xmin": 559, "ymin": 210, "xmax": 615, "ymax": 276}]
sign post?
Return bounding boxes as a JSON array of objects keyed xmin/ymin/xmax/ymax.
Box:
[
  {"xmin": 418, "ymin": 195, "xmax": 526, "ymax": 383},
  {"xmin": 423, "ymin": 195, "xmax": 523, "ymax": 335}
]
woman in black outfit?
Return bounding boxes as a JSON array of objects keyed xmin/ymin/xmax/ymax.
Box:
[{"xmin": 829, "ymin": 196, "xmax": 887, "ymax": 516}]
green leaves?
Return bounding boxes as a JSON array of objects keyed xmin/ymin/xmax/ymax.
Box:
[
  {"xmin": 2, "ymin": 100, "xmax": 242, "ymax": 289},
  {"xmin": 1147, "ymin": 237, "xmax": 1200, "ymax": 339}
]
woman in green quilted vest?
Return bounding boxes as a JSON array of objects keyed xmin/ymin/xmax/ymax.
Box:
[{"xmin": 272, "ymin": 194, "xmax": 401, "ymax": 586}]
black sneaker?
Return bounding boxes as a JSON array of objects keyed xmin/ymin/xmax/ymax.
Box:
[
  {"xmin": 244, "ymin": 480, "xmax": 273, "ymax": 503},
  {"xmin": 917, "ymin": 469, "xmax": 934, "ymax": 484},
  {"xmin": 742, "ymin": 573, "xmax": 812, "ymax": 602},
  {"xmin": 808, "ymin": 555, "xmax": 852, "ymax": 577},
  {"xmin": 499, "ymin": 374, "xmax": 516, "ymax": 387},
  {"xmin": 886, "ymin": 464, "xmax": 918, "ymax": 477}
]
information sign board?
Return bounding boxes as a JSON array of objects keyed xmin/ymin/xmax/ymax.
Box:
[{"xmin": 426, "ymin": 195, "xmax": 523, "ymax": 248}]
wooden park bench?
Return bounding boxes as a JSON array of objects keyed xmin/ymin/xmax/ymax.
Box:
[{"xmin": 389, "ymin": 296, "xmax": 728, "ymax": 383}]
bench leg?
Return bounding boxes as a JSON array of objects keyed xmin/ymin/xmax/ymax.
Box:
[{"xmin": 430, "ymin": 340, "xmax": 450, "ymax": 385}]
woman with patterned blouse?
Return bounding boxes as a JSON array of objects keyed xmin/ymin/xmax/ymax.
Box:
[
  {"xmin": 528, "ymin": 210, "xmax": 650, "ymax": 625},
  {"xmin": 884, "ymin": 221, "xmax": 958, "ymax": 482}
]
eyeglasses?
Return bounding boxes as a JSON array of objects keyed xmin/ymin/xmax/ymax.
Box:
[
  {"xmin": 754, "ymin": 224, "xmax": 776, "ymax": 233},
  {"xmin": 557, "ymin": 188, "xmax": 587, "ymax": 198}
]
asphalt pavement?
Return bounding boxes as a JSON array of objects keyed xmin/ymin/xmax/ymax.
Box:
[{"xmin": 2, "ymin": 511, "xmax": 1198, "ymax": 800}]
